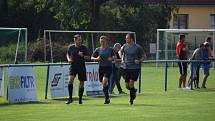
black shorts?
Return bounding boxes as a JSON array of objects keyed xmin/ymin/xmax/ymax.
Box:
[
  {"xmin": 178, "ymin": 62, "xmax": 187, "ymax": 75},
  {"xmin": 123, "ymin": 68, "xmax": 140, "ymax": 82},
  {"xmin": 99, "ymin": 66, "xmax": 112, "ymax": 82},
  {"xmin": 119, "ymin": 67, "xmax": 128, "ymax": 82},
  {"xmin": 69, "ymin": 65, "xmax": 87, "ymax": 81}
]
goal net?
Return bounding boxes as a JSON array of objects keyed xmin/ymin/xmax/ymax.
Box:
[
  {"xmin": 156, "ymin": 29, "xmax": 215, "ymax": 63},
  {"xmin": 43, "ymin": 30, "xmax": 136, "ymax": 63},
  {"xmin": 0, "ymin": 27, "xmax": 28, "ymax": 64}
]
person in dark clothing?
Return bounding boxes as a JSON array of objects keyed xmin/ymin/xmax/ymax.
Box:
[
  {"xmin": 91, "ymin": 35, "xmax": 115, "ymax": 104},
  {"xmin": 176, "ymin": 34, "xmax": 188, "ymax": 89},
  {"xmin": 66, "ymin": 34, "xmax": 90, "ymax": 104},
  {"xmin": 121, "ymin": 33, "xmax": 144, "ymax": 105},
  {"xmin": 201, "ymin": 42, "xmax": 211, "ymax": 88}
]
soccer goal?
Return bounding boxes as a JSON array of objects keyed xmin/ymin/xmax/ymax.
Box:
[
  {"xmin": 0, "ymin": 27, "xmax": 28, "ymax": 64},
  {"xmin": 43, "ymin": 30, "xmax": 136, "ymax": 63},
  {"xmin": 156, "ymin": 29, "xmax": 215, "ymax": 67}
]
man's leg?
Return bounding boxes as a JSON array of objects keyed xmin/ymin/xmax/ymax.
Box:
[
  {"xmin": 178, "ymin": 75, "xmax": 183, "ymax": 88},
  {"xmin": 111, "ymin": 82, "xmax": 116, "ymax": 94},
  {"xmin": 202, "ymin": 74, "xmax": 209, "ymax": 88},
  {"xmin": 182, "ymin": 74, "xmax": 187, "ymax": 88},
  {"xmin": 114, "ymin": 69, "xmax": 123, "ymax": 93},
  {"xmin": 78, "ymin": 81, "xmax": 84, "ymax": 104},
  {"xmin": 189, "ymin": 77, "xmax": 194, "ymax": 90},
  {"xmin": 110, "ymin": 68, "xmax": 116, "ymax": 94},
  {"xmin": 66, "ymin": 75, "xmax": 75, "ymax": 104},
  {"xmin": 129, "ymin": 80, "xmax": 136, "ymax": 105},
  {"xmin": 195, "ymin": 65, "xmax": 200, "ymax": 88},
  {"xmin": 182, "ymin": 63, "xmax": 187, "ymax": 88},
  {"xmin": 202, "ymin": 65, "xmax": 209, "ymax": 88},
  {"xmin": 125, "ymin": 82, "xmax": 130, "ymax": 90},
  {"xmin": 178, "ymin": 62, "xmax": 183, "ymax": 88},
  {"xmin": 102, "ymin": 76, "xmax": 110, "ymax": 104},
  {"xmin": 187, "ymin": 76, "xmax": 192, "ymax": 87},
  {"xmin": 182, "ymin": 75, "xmax": 187, "ymax": 88}
]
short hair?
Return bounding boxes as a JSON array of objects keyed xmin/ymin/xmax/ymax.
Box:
[
  {"xmin": 204, "ymin": 42, "xmax": 210, "ymax": 47},
  {"xmin": 199, "ymin": 43, "xmax": 204, "ymax": 48},
  {"xmin": 179, "ymin": 34, "xmax": 185, "ymax": 40},
  {"xmin": 114, "ymin": 43, "xmax": 121, "ymax": 48},
  {"xmin": 74, "ymin": 34, "xmax": 81, "ymax": 40},
  {"xmin": 206, "ymin": 37, "xmax": 211, "ymax": 42},
  {"xmin": 100, "ymin": 35, "xmax": 108, "ymax": 41},
  {"xmin": 126, "ymin": 33, "xmax": 135, "ymax": 40}
]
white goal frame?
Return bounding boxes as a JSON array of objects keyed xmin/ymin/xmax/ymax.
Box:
[
  {"xmin": 0, "ymin": 27, "xmax": 28, "ymax": 64},
  {"xmin": 156, "ymin": 29, "xmax": 215, "ymax": 67}
]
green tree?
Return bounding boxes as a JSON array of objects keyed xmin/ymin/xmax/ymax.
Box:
[{"xmin": 97, "ymin": 0, "xmax": 177, "ymax": 56}]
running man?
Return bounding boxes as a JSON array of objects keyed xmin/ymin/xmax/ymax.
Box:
[
  {"xmin": 91, "ymin": 35, "xmax": 115, "ymax": 104},
  {"xmin": 121, "ymin": 33, "xmax": 144, "ymax": 105},
  {"xmin": 66, "ymin": 34, "xmax": 90, "ymax": 104}
]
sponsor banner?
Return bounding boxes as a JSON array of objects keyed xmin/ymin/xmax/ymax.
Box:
[
  {"xmin": 49, "ymin": 65, "xmax": 75, "ymax": 99},
  {"xmin": 85, "ymin": 64, "xmax": 103, "ymax": 96},
  {"xmin": 7, "ymin": 67, "xmax": 37, "ymax": 103},
  {"xmin": 49, "ymin": 63, "xmax": 103, "ymax": 98},
  {"xmin": 0, "ymin": 67, "xmax": 4, "ymax": 96}
]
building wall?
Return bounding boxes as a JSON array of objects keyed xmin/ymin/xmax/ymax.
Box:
[{"xmin": 170, "ymin": 6, "xmax": 215, "ymax": 29}]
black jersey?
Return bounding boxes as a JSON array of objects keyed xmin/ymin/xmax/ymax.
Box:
[{"xmin": 67, "ymin": 44, "xmax": 89, "ymax": 66}]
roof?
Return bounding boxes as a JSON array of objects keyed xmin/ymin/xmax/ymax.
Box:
[{"xmin": 144, "ymin": 0, "xmax": 215, "ymax": 5}]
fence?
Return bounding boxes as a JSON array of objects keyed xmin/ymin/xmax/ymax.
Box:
[{"xmin": 0, "ymin": 60, "xmax": 214, "ymax": 103}]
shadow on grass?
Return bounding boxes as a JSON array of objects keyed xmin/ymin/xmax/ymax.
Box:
[
  {"xmin": 51, "ymin": 94, "xmax": 127, "ymax": 101},
  {"xmin": 194, "ymin": 88, "xmax": 215, "ymax": 92},
  {"xmin": 0, "ymin": 101, "xmax": 51, "ymax": 107},
  {"xmin": 52, "ymin": 97, "xmax": 94, "ymax": 101},
  {"xmin": 89, "ymin": 94, "xmax": 126, "ymax": 98},
  {"xmin": 88, "ymin": 103, "xmax": 159, "ymax": 108}
]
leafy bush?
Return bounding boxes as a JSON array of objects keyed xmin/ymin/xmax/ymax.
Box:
[
  {"xmin": 0, "ymin": 43, "xmax": 25, "ymax": 64},
  {"xmin": 28, "ymin": 38, "xmax": 68, "ymax": 63}
]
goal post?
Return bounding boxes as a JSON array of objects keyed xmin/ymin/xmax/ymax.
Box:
[
  {"xmin": 43, "ymin": 30, "xmax": 136, "ymax": 63},
  {"xmin": 0, "ymin": 27, "xmax": 28, "ymax": 64},
  {"xmin": 156, "ymin": 29, "xmax": 215, "ymax": 67}
]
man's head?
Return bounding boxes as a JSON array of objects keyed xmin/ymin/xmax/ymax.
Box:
[
  {"xmin": 99, "ymin": 35, "xmax": 108, "ymax": 46},
  {"xmin": 113, "ymin": 43, "xmax": 121, "ymax": 51},
  {"xmin": 179, "ymin": 34, "xmax": 185, "ymax": 42},
  {"xmin": 205, "ymin": 37, "xmax": 211, "ymax": 44},
  {"xmin": 125, "ymin": 33, "xmax": 135, "ymax": 44},
  {"xmin": 199, "ymin": 43, "xmax": 204, "ymax": 49},
  {"xmin": 73, "ymin": 34, "xmax": 82, "ymax": 46},
  {"xmin": 204, "ymin": 41, "xmax": 210, "ymax": 48}
]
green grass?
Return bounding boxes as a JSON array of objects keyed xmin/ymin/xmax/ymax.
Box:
[{"xmin": 0, "ymin": 66, "xmax": 215, "ymax": 121}]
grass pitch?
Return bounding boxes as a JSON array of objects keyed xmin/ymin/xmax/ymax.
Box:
[{"xmin": 0, "ymin": 66, "xmax": 215, "ymax": 121}]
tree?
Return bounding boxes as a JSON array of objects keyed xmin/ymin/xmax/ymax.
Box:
[{"xmin": 97, "ymin": 0, "xmax": 177, "ymax": 56}]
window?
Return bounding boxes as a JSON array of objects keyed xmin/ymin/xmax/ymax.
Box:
[
  {"xmin": 173, "ymin": 14, "xmax": 188, "ymax": 29},
  {"xmin": 210, "ymin": 14, "xmax": 215, "ymax": 29}
]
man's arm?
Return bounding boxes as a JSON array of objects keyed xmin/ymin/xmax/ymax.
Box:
[
  {"xmin": 134, "ymin": 45, "xmax": 145, "ymax": 64},
  {"xmin": 82, "ymin": 46, "xmax": 91, "ymax": 61},
  {"xmin": 67, "ymin": 52, "xmax": 73, "ymax": 64},
  {"xmin": 67, "ymin": 46, "xmax": 73, "ymax": 63},
  {"xmin": 91, "ymin": 48, "xmax": 100, "ymax": 61}
]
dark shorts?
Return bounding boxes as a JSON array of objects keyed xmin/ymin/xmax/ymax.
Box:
[
  {"xmin": 178, "ymin": 62, "xmax": 187, "ymax": 75},
  {"xmin": 122, "ymin": 68, "xmax": 140, "ymax": 82},
  {"xmin": 119, "ymin": 67, "xmax": 127, "ymax": 81},
  {"xmin": 99, "ymin": 66, "xmax": 112, "ymax": 82},
  {"xmin": 202, "ymin": 64, "xmax": 210, "ymax": 75},
  {"xmin": 69, "ymin": 65, "xmax": 87, "ymax": 81}
]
